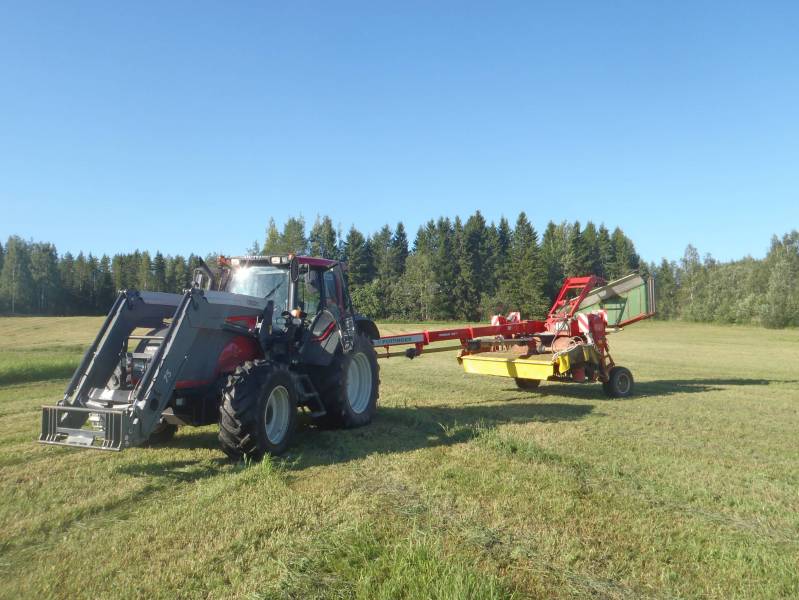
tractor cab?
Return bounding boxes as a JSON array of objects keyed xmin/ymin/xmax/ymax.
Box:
[{"xmin": 219, "ymin": 255, "xmax": 351, "ymax": 326}]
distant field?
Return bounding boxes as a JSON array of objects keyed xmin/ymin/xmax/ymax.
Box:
[{"xmin": 0, "ymin": 316, "xmax": 797, "ymax": 599}]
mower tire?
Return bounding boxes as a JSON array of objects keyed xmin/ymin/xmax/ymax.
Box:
[
  {"xmin": 602, "ymin": 366, "xmax": 634, "ymax": 398},
  {"xmin": 218, "ymin": 362, "xmax": 298, "ymax": 460}
]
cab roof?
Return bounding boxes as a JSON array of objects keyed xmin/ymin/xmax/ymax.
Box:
[{"xmin": 228, "ymin": 255, "xmax": 339, "ymax": 269}]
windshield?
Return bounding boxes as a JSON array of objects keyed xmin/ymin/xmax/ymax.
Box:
[{"xmin": 227, "ymin": 266, "xmax": 290, "ymax": 314}]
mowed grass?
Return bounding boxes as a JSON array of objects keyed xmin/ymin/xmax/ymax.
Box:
[{"xmin": 0, "ymin": 317, "xmax": 798, "ymax": 599}]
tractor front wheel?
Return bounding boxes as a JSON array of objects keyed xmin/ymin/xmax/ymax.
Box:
[
  {"xmin": 602, "ymin": 366, "xmax": 634, "ymax": 398},
  {"xmin": 514, "ymin": 378, "xmax": 540, "ymax": 391},
  {"xmin": 319, "ymin": 333, "xmax": 379, "ymax": 428},
  {"xmin": 218, "ymin": 362, "xmax": 298, "ymax": 460}
]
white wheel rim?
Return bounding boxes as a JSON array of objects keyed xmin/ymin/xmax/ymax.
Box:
[
  {"xmin": 347, "ymin": 352, "xmax": 372, "ymax": 414},
  {"xmin": 616, "ymin": 373, "xmax": 630, "ymax": 394},
  {"xmin": 264, "ymin": 385, "xmax": 291, "ymax": 444}
]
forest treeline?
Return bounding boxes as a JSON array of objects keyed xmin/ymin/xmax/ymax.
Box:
[{"xmin": 1, "ymin": 213, "xmax": 797, "ymax": 327}]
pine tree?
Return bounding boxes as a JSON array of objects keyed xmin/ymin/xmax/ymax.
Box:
[
  {"xmin": 281, "ymin": 217, "xmax": 307, "ymax": 254},
  {"xmin": 152, "ymin": 252, "xmax": 167, "ymax": 292},
  {"xmin": 138, "ymin": 251, "xmax": 152, "ymax": 291},
  {"xmin": 597, "ymin": 224, "xmax": 614, "ymax": 279},
  {"xmin": 342, "ymin": 227, "xmax": 372, "ymax": 287},
  {"xmin": 563, "ymin": 221, "xmax": 592, "ymax": 277},
  {"xmin": 172, "ymin": 256, "xmax": 189, "ymax": 291},
  {"xmin": 74, "ymin": 253, "xmax": 91, "ymax": 312},
  {"xmin": 263, "ymin": 219, "xmax": 281, "ymax": 254},
  {"xmin": 413, "ymin": 220, "xmax": 437, "ymax": 255},
  {"xmin": 582, "ymin": 221, "xmax": 602, "ymax": 276},
  {"xmin": 493, "ymin": 217, "xmax": 512, "ymax": 293},
  {"xmin": 111, "ymin": 255, "xmax": 125, "ymax": 291},
  {"xmin": 97, "ymin": 255, "xmax": 115, "ymax": 311},
  {"xmin": 455, "ymin": 211, "xmax": 488, "ymax": 320},
  {"xmin": 429, "ymin": 218, "xmax": 458, "ymax": 320},
  {"xmin": 507, "ymin": 213, "xmax": 548, "ymax": 318},
  {"xmin": 610, "ymin": 227, "xmax": 639, "ymax": 278},
  {"xmin": 0, "ymin": 240, "xmax": 4, "ymax": 277},
  {"xmin": 0, "ymin": 237, "xmax": 34, "ymax": 313},
  {"xmin": 540, "ymin": 221, "xmax": 566, "ymax": 300},
  {"xmin": 389, "ymin": 222, "xmax": 409, "ymax": 277},
  {"xmin": 309, "ymin": 215, "xmax": 338, "ymax": 259},
  {"xmin": 654, "ymin": 258, "xmax": 678, "ymax": 319},
  {"xmin": 29, "ymin": 242, "xmax": 60, "ymax": 313}
]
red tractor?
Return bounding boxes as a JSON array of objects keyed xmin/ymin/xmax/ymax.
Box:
[{"xmin": 41, "ymin": 255, "xmax": 381, "ymax": 460}]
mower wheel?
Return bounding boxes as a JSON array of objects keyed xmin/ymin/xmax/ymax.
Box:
[
  {"xmin": 602, "ymin": 366, "xmax": 634, "ymax": 398},
  {"xmin": 319, "ymin": 333, "xmax": 379, "ymax": 428},
  {"xmin": 218, "ymin": 362, "xmax": 298, "ymax": 460},
  {"xmin": 514, "ymin": 378, "xmax": 540, "ymax": 391}
]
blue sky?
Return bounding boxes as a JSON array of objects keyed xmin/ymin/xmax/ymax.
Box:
[{"xmin": 1, "ymin": 1, "xmax": 797, "ymax": 263}]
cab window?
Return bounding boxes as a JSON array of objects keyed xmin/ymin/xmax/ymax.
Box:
[{"xmin": 323, "ymin": 270, "xmax": 343, "ymax": 317}]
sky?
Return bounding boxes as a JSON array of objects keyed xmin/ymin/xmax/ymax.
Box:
[{"xmin": 1, "ymin": 1, "xmax": 797, "ymax": 263}]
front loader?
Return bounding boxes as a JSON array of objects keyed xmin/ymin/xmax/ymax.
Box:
[{"xmin": 40, "ymin": 255, "xmax": 381, "ymax": 459}]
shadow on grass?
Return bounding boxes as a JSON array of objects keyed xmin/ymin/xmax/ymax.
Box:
[
  {"xmin": 116, "ymin": 457, "xmax": 228, "ymax": 482},
  {"xmin": 286, "ymin": 400, "xmax": 594, "ymax": 471},
  {"xmin": 501, "ymin": 377, "xmax": 790, "ymax": 401},
  {"xmin": 135, "ymin": 399, "xmax": 594, "ymax": 476}
]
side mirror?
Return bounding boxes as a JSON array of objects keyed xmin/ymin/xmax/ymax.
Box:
[
  {"xmin": 193, "ymin": 258, "xmax": 217, "ymax": 290},
  {"xmin": 192, "ymin": 268, "xmax": 206, "ymax": 289},
  {"xmin": 289, "ymin": 256, "xmax": 300, "ymax": 282}
]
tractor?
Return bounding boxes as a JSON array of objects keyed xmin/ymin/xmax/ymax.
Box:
[{"xmin": 40, "ymin": 255, "xmax": 381, "ymax": 460}]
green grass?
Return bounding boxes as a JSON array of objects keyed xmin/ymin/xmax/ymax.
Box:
[{"xmin": 0, "ymin": 316, "xmax": 798, "ymax": 599}]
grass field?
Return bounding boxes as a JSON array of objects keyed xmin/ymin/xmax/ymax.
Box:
[{"xmin": 0, "ymin": 317, "xmax": 797, "ymax": 599}]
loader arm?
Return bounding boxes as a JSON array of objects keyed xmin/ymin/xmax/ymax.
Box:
[{"xmin": 41, "ymin": 288, "xmax": 267, "ymax": 450}]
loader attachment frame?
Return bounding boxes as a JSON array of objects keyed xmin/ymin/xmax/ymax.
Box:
[{"xmin": 40, "ymin": 288, "xmax": 267, "ymax": 450}]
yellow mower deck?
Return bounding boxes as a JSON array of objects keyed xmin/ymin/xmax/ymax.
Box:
[
  {"xmin": 458, "ymin": 344, "xmax": 604, "ymax": 382},
  {"xmin": 458, "ymin": 352, "xmax": 556, "ymax": 381}
]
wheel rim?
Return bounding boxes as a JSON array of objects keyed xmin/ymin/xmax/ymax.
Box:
[
  {"xmin": 616, "ymin": 373, "xmax": 631, "ymax": 395},
  {"xmin": 264, "ymin": 385, "xmax": 291, "ymax": 444},
  {"xmin": 347, "ymin": 352, "xmax": 372, "ymax": 414}
]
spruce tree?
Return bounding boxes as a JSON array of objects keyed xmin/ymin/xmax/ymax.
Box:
[
  {"xmin": 563, "ymin": 221, "xmax": 591, "ymax": 277},
  {"xmin": 430, "ymin": 218, "xmax": 458, "ymax": 320},
  {"xmin": 152, "ymin": 252, "xmax": 167, "ymax": 292},
  {"xmin": 582, "ymin": 221, "xmax": 602, "ymax": 276},
  {"xmin": 413, "ymin": 220, "xmax": 437, "ymax": 254},
  {"xmin": 456, "ymin": 211, "xmax": 488, "ymax": 320},
  {"xmin": 0, "ymin": 237, "xmax": 34, "ymax": 313},
  {"xmin": 507, "ymin": 213, "xmax": 549, "ymax": 318},
  {"xmin": 97, "ymin": 255, "xmax": 115, "ymax": 310},
  {"xmin": 342, "ymin": 226, "xmax": 372, "ymax": 287},
  {"xmin": 172, "ymin": 256, "xmax": 189, "ymax": 291},
  {"xmin": 29, "ymin": 242, "xmax": 59, "ymax": 313},
  {"xmin": 263, "ymin": 218, "xmax": 281, "ymax": 254},
  {"xmin": 281, "ymin": 217, "xmax": 307, "ymax": 254},
  {"xmin": 138, "ymin": 251, "xmax": 152, "ymax": 291},
  {"xmin": 540, "ymin": 221, "xmax": 565, "ymax": 300},
  {"xmin": 390, "ymin": 222, "xmax": 409, "ymax": 277},
  {"xmin": 309, "ymin": 215, "xmax": 338, "ymax": 259},
  {"xmin": 597, "ymin": 224, "xmax": 614, "ymax": 279}
]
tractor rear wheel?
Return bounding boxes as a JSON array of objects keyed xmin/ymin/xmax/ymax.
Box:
[
  {"xmin": 318, "ymin": 333, "xmax": 379, "ymax": 428},
  {"xmin": 514, "ymin": 378, "xmax": 540, "ymax": 391},
  {"xmin": 602, "ymin": 366, "xmax": 634, "ymax": 398},
  {"xmin": 218, "ymin": 362, "xmax": 298, "ymax": 460}
]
